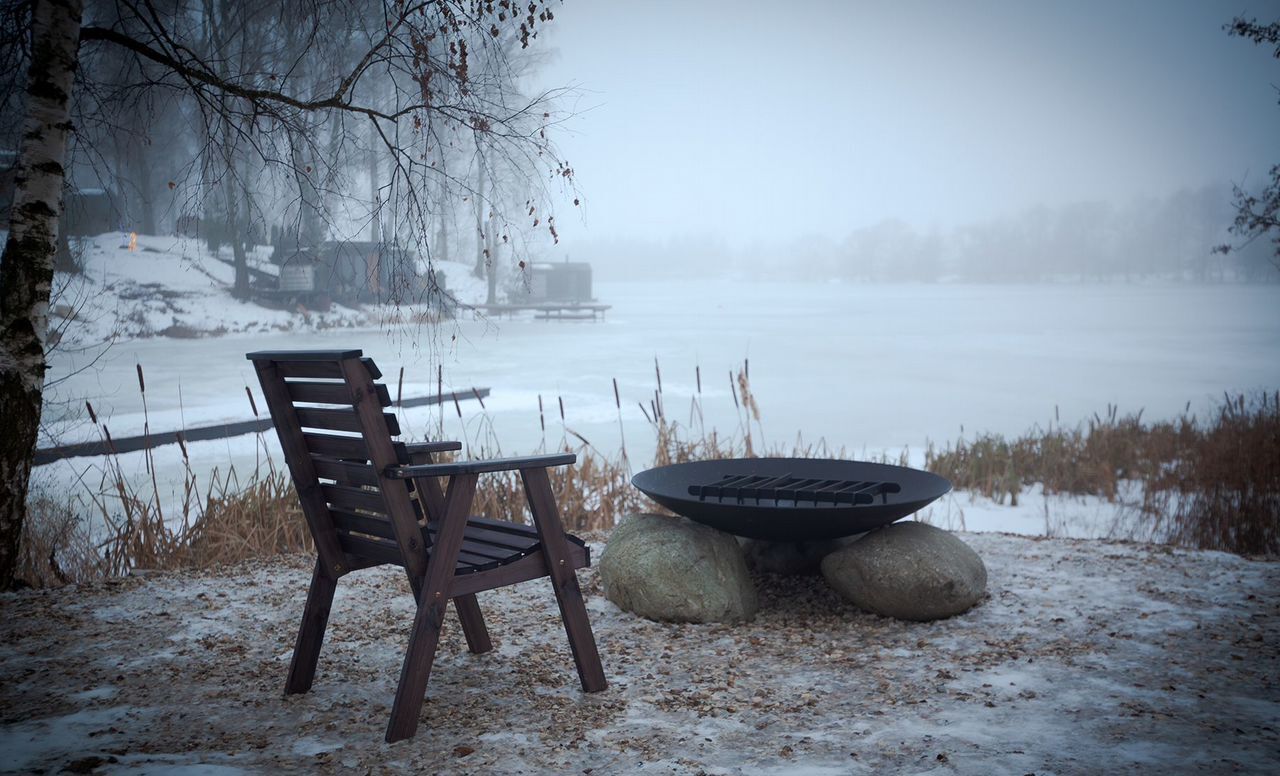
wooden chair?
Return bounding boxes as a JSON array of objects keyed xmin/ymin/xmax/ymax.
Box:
[{"xmin": 246, "ymin": 349, "xmax": 606, "ymax": 742}]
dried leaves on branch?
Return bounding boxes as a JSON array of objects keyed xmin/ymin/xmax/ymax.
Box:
[{"xmin": 63, "ymin": 0, "xmax": 576, "ymax": 297}]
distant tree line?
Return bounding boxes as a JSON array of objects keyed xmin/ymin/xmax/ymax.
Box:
[
  {"xmin": 761, "ymin": 184, "xmax": 1275, "ymax": 283},
  {"xmin": 587, "ymin": 184, "xmax": 1275, "ymax": 284}
]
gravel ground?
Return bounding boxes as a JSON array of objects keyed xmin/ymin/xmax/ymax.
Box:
[{"xmin": 1, "ymin": 532, "xmax": 1277, "ymax": 775}]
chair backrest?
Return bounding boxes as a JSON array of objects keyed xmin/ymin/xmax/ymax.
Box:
[{"xmin": 247, "ymin": 349, "xmax": 430, "ymax": 580}]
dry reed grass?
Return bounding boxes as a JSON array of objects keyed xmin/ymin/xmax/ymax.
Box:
[
  {"xmin": 1144, "ymin": 393, "xmax": 1279, "ymax": 555},
  {"xmin": 469, "ymin": 360, "xmax": 766, "ymax": 529},
  {"xmin": 17, "ymin": 360, "xmax": 768, "ymax": 584},
  {"xmin": 926, "ymin": 392, "xmax": 1279, "ymax": 555},
  {"xmin": 19, "ymin": 359, "xmax": 1277, "ymax": 587},
  {"xmin": 16, "ymin": 365, "xmax": 314, "ymax": 586},
  {"xmin": 16, "ymin": 492, "xmax": 104, "ymax": 586}
]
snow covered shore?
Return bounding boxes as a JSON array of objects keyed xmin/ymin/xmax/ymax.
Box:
[
  {"xmin": 1, "ymin": 531, "xmax": 1276, "ymax": 774},
  {"xmin": 50, "ymin": 233, "xmax": 488, "ymax": 347}
]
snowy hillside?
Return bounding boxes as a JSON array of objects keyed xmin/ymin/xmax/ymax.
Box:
[{"xmin": 49, "ymin": 233, "xmax": 489, "ymax": 348}]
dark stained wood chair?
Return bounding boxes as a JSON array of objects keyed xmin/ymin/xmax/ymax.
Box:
[{"xmin": 246, "ymin": 349, "xmax": 606, "ymax": 742}]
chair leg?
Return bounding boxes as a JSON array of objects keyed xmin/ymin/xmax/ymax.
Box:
[
  {"xmin": 453, "ymin": 594, "xmax": 493, "ymax": 654},
  {"xmin": 386, "ymin": 592, "xmax": 449, "ymax": 742},
  {"xmin": 409, "ymin": 461, "xmax": 491, "ymax": 652},
  {"xmin": 386, "ymin": 473, "xmax": 477, "ymax": 743},
  {"xmin": 521, "ymin": 468, "xmax": 608, "ymax": 693},
  {"xmin": 285, "ymin": 561, "xmax": 338, "ymax": 695},
  {"xmin": 548, "ymin": 563, "xmax": 608, "ymax": 693}
]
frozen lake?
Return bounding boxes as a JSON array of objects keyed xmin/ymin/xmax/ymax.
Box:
[{"xmin": 36, "ymin": 279, "xmax": 1280, "ymax": 525}]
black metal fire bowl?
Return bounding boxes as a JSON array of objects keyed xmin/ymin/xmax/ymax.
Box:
[{"xmin": 631, "ymin": 457, "xmax": 952, "ymax": 541}]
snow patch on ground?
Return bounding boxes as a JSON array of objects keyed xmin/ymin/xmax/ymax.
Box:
[
  {"xmin": 915, "ymin": 480, "xmax": 1165, "ymax": 542},
  {"xmin": 1, "ymin": 534, "xmax": 1276, "ymax": 774}
]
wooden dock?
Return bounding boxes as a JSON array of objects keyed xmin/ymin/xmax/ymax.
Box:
[{"xmin": 472, "ymin": 302, "xmax": 611, "ymax": 321}]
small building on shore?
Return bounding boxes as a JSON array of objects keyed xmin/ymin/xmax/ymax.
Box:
[
  {"xmin": 270, "ymin": 238, "xmax": 448, "ymax": 310},
  {"xmin": 515, "ymin": 261, "xmax": 596, "ymax": 304}
]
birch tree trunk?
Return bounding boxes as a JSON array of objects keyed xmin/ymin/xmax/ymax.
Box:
[
  {"xmin": 435, "ymin": 184, "xmax": 450, "ymax": 264},
  {"xmin": 225, "ymin": 171, "xmax": 250, "ymax": 299},
  {"xmin": 472, "ymin": 163, "xmax": 486, "ymax": 279},
  {"xmin": 133, "ymin": 140, "xmax": 157, "ymax": 236},
  {"xmin": 368, "ymin": 141, "xmax": 380, "ymax": 245},
  {"xmin": 212, "ymin": 0, "xmax": 252, "ymax": 299},
  {"xmin": 225, "ymin": 118, "xmax": 257, "ymax": 299},
  {"xmin": 0, "ymin": 0, "xmax": 84, "ymax": 589},
  {"xmin": 484, "ymin": 177, "xmax": 497, "ymax": 305},
  {"xmin": 292, "ymin": 136, "xmax": 323, "ymax": 254}
]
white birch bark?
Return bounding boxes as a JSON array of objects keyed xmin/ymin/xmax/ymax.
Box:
[{"xmin": 0, "ymin": 0, "xmax": 85, "ymax": 588}]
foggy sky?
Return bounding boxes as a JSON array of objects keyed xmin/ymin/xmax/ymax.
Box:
[{"xmin": 535, "ymin": 0, "xmax": 1280, "ymax": 250}]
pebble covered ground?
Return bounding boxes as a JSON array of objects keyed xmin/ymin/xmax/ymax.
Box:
[{"xmin": 1, "ymin": 531, "xmax": 1277, "ymax": 774}]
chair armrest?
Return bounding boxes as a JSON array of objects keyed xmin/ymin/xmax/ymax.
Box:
[
  {"xmin": 404, "ymin": 441, "xmax": 463, "ymax": 455},
  {"xmin": 385, "ymin": 452, "xmax": 576, "ymax": 479}
]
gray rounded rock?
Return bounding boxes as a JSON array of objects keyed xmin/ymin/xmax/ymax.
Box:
[
  {"xmin": 600, "ymin": 513, "xmax": 758, "ymax": 623},
  {"xmin": 820, "ymin": 521, "xmax": 987, "ymax": 621}
]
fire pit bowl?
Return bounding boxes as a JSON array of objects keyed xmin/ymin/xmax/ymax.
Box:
[{"xmin": 631, "ymin": 457, "xmax": 952, "ymax": 541}]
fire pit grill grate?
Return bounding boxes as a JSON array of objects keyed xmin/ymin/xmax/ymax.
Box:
[
  {"xmin": 632, "ymin": 457, "xmax": 952, "ymax": 540},
  {"xmin": 688, "ymin": 474, "xmax": 901, "ymax": 506}
]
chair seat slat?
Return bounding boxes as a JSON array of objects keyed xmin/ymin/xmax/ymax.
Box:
[
  {"xmin": 456, "ymin": 547, "xmax": 503, "ymax": 571},
  {"xmin": 331, "ymin": 509, "xmax": 396, "ymax": 540},
  {"xmin": 330, "ymin": 511, "xmax": 540, "ymax": 569},
  {"xmin": 452, "ymin": 541, "xmax": 520, "ymax": 563},
  {"xmin": 303, "ymin": 432, "xmax": 371, "ymax": 460},
  {"xmin": 296, "ymin": 407, "xmax": 401, "ymax": 436},
  {"xmin": 336, "ymin": 530, "xmax": 523, "ymax": 574},
  {"xmin": 274, "ymin": 357, "xmax": 383, "ymax": 380},
  {"xmin": 453, "ymin": 532, "xmax": 535, "ymax": 562},
  {"xmin": 452, "ymin": 520, "xmax": 541, "ymax": 552},
  {"xmin": 289, "ymin": 381, "xmax": 392, "ymax": 407},
  {"xmin": 335, "ymin": 532, "xmax": 403, "ymax": 566},
  {"xmin": 304, "ymin": 433, "xmax": 409, "ymax": 464},
  {"xmin": 322, "ymin": 483, "xmax": 387, "ymax": 514},
  {"xmin": 312, "ymin": 456, "xmax": 380, "ymax": 488},
  {"xmin": 466, "ymin": 515, "xmax": 588, "ymax": 548},
  {"xmin": 247, "ymin": 349, "xmax": 362, "ymax": 362}
]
